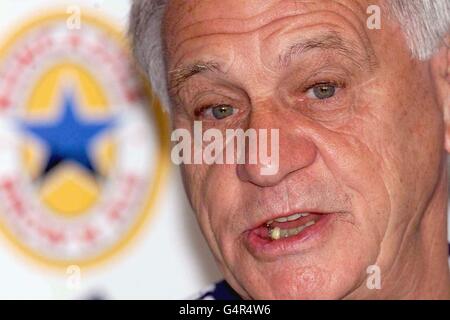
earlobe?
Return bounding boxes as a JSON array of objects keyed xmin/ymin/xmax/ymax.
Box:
[
  {"xmin": 445, "ymin": 122, "xmax": 450, "ymax": 153},
  {"xmin": 431, "ymin": 39, "xmax": 450, "ymax": 152},
  {"xmin": 442, "ymin": 72, "xmax": 450, "ymax": 153},
  {"xmin": 443, "ymin": 50, "xmax": 450, "ymax": 153}
]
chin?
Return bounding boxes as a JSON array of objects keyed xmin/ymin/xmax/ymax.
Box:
[
  {"xmin": 240, "ymin": 264, "xmax": 361, "ymax": 300},
  {"xmin": 225, "ymin": 238, "xmax": 373, "ymax": 300}
]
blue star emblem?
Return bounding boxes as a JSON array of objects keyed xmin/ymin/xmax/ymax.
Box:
[{"xmin": 21, "ymin": 90, "xmax": 114, "ymax": 177}]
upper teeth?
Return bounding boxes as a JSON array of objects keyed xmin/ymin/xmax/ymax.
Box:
[
  {"xmin": 271, "ymin": 213, "xmax": 309, "ymax": 224},
  {"xmin": 269, "ymin": 220, "xmax": 315, "ymax": 240}
]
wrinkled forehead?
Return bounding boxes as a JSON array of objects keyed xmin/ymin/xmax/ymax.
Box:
[
  {"xmin": 165, "ymin": 0, "xmax": 375, "ymax": 30},
  {"xmin": 163, "ymin": 0, "xmax": 383, "ymax": 66}
]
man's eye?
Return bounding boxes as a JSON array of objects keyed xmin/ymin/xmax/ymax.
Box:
[
  {"xmin": 205, "ymin": 104, "xmax": 236, "ymax": 120},
  {"xmin": 306, "ymin": 84, "xmax": 337, "ymax": 100}
]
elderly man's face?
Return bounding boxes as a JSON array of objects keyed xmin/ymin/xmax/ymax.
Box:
[{"xmin": 164, "ymin": 0, "xmax": 449, "ymax": 299}]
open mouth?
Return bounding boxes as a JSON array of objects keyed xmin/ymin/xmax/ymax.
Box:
[
  {"xmin": 253, "ymin": 212, "xmax": 328, "ymax": 241},
  {"xmin": 245, "ymin": 211, "xmax": 337, "ymax": 258},
  {"xmin": 266, "ymin": 213, "xmax": 320, "ymax": 240}
]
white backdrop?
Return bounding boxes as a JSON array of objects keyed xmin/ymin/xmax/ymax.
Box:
[{"xmin": 0, "ymin": 0, "xmax": 221, "ymax": 300}]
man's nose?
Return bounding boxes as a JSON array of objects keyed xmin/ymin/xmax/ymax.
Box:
[{"xmin": 236, "ymin": 110, "xmax": 317, "ymax": 187}]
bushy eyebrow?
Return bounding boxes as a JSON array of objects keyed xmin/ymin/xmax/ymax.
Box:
[
  {"xmin": 168, "ymin": 61, "xmax": 222, "ymax": 95},
  {"xmin": 168, "ymin": 31, "xmax": 377, "ymax": 94}
]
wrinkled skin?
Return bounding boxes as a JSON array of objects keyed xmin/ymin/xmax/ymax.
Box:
[{"xmin": 163, "ymin": 0, "xmax": 450, "ymax": 299}]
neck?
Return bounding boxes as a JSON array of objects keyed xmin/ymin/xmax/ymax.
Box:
[
  {"xmin": 390, "ymin": 169, "xmax": 449, "ymax": 299},
  {"xmin": 401, "ymin": 189, "xmax": 450, "ymax": 299}
]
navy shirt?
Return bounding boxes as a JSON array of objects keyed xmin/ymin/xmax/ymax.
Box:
[{"xmin": 197, "ymin": 280, "xmax": 241, "ymax": 300}]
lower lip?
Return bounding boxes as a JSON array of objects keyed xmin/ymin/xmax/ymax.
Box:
[{"xmin": 244, "ymin": 214, "xmax": 335, "ymax": 260}]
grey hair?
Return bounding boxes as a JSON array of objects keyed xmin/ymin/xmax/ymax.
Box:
[
  {"xmin": 389, "ymin": 0, "xmax": 450, "ymax": 60},
  {"xmin": 129, "ymin": 0, "xmax": 170, "ymax": 108},
  {"xmin": 129, "ymin": 0, "xmax": 450, "ymax": 110}
]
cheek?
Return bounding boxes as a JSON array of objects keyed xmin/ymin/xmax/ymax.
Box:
[
  {"xmin": 368, "ymin": 73, "xmax": 444, "ymax": 212},
  {"xmin": 202, "ymin": 166, "xmax": 241, "ymax": 228},
  {"xmin": 309, "ymin": 120, "xmax": 393, "ymax": 245},
  {"xmin": 331, "ymin": 74, "xmax": 444, "ymax": 263},
  {"xmin": 398, "ymin": 95, "xmax": 443, "ymax": 189},
  {"xmin": 184, "ymin": 163, "xmax": 243, "ymax": 244},
  {"xmin": 377, "ymin": 59, "xmax": 444, "ymax": 188}
]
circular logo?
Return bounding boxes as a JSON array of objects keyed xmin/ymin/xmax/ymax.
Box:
[{"xmin": 0, "ymin": 10, "xmax": 169, "ymax": 269}]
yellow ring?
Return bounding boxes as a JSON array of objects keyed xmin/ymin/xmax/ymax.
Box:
[{"xmin": 0, "ymin": 7, "xmax": 170, "ymax": 272}]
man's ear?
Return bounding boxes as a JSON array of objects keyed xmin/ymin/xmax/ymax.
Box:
[{"xmin": 431, "ymin": 37, "xmax": 450, "ymax": 152}]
